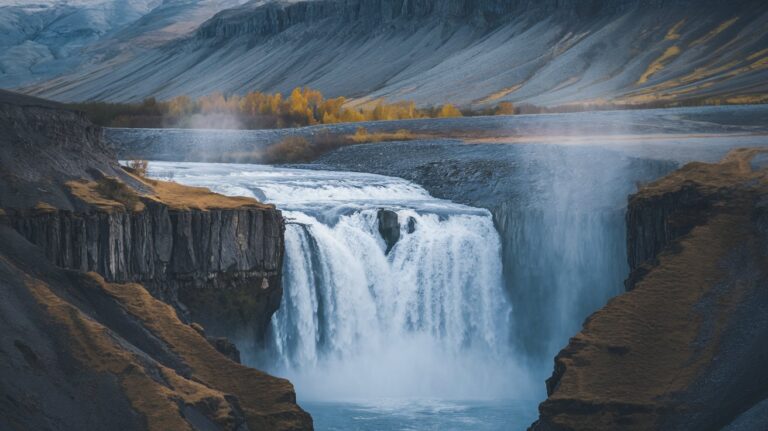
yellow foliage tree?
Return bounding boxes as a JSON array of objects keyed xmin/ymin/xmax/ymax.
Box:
[
  {"xmin": 494, "ymin": 102, "xmax": 515, "ymax": 116},
  {"xmin": 168, "ymin": 95, "xmax": 193, "ymax": 116},
  {"xmin": 437, "ymin": 104, "xmax": 463, "ymax": 118}
]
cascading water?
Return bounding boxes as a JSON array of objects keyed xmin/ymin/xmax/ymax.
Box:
[{"xmin": 147, "ymin": 162, "xmax": 535, "ymax": 403}]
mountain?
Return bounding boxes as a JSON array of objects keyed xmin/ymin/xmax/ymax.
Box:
[
  {"xmin": 22, "ymin": 0, "xmax": 768, "ymax": 107},
  {"xmin": 0, "ymin": 0, "xmax": 249, "ymax": 89},
  {"xmin": 0, "ymin": 0, "xmax": 160, "ymax": 88}
]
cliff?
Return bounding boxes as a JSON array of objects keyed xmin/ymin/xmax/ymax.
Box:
[
  {"xmin": 0, "ymin": 90, "xmax": 313, "ymax": 430},
  {"xmin": 530, "ymin": 148, "xmax": 768, "ymax": 430},
  {"xmin": 0, "ymin": 88, "xmax": 285, "ymax": 342},
  {"xmin": 194, "ymin": 0, "xmax": 742, "ymax": 40},
  {"xmin": 25, "ymin": 0, "xmax": 768, "ymax": 106}
]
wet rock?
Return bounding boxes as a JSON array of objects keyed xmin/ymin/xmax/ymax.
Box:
[
  {"xmin": 407, "ymin": 216, "xmax": 417, "ymax": 234},
  {"xmin": 377, "ymin": 209, "xmax": 400, "ymax": 254}
]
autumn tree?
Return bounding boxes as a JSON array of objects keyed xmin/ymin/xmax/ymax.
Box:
[
  {"xmin": 494, "ymin": 101, "xmax": 515, "ymax": 115},
  {"xmin": 436, "ymin": 104, "xmax": 463, "ymax": 118}
]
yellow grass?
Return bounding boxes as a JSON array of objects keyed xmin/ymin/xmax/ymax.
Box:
[
  {"xmin": 350, "ymin": 127, "xmax": 415, "ymax": 143},
  {"xmin": 637, "ymin": 46, "xmax": 681, "ymax": 84},
  {"xmin": 665, "ymin": 19, "xmax": 686, "ymax": 40},
  {"xmin": 23, "ymin": 275, "xmax": 236, "ymax": 431},
  {"xmin": 691, "ymin": 17, "xmax": 739, "ymax": 46},
  {"xmin": 66, "ymin": 173, "xmax": 271, "ymax": 213},
  {"xmin": 93, "ymin": 274, "xmax": 308, "ymax": 430},
  {"xmin": 33, "ymin": 201, "xmax": 58, "ymax": 213},
  {"xmin": 748, "ymin": 48, "xmax": 768, "ymax": 61},
  {"xmin": 475, "ymin": 85, "xmax": 522, "ymax": 104}
]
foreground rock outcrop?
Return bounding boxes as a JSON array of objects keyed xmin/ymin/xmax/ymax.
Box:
[
  {"xmin": 0, "ymin": 88, "xmax": 285, "ymax": 343},
  {"xmin": 0, "ymin": 90, "xmax": 313, "ymax": 430},
  {"xmin": 531, "ymin": 148, "xmax": 768, "ymax": 430}
]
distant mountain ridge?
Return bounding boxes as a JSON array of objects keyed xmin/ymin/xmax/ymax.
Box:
[
  {"xmin": 18, "ymin": 0, "xmax": 768, "ymax": 106},
  {"xmin": 0, "ymin": 0, "xmax": 249, "ymax": 88}
]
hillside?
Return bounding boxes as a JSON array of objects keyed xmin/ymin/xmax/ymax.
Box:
[
  {"xmin": 0, "ymin": 89, "xmax": 313, "ymax": 430},
  {"xmin": 0, "ymin": 0, "xmax": 249, "ymax": 89},
  {"xmin": 531, "ymin": 148, "xmax": 768, "ymax": 430},
  {"xmin": 23, "ymin": 0, "xmax": 768, "ymax": 107}
]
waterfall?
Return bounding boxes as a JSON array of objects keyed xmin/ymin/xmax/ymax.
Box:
[{"xmin": 147, "ymin": 162, "xmax": 533, "ymax": 400}]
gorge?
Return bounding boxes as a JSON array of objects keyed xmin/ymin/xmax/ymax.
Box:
[
  {"xmin": 103, "ymin": 104, "xmax": 768, "ymax": 429},
  {"xmin": 2, "ymin": 95, "xmax": 768, "ymax": 430},
  {"xmin": 1, "ymin": 0, "xmax": 768, "ymax": 429}
]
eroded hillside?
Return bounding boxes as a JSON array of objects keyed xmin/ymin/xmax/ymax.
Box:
[{"xmin": 24, "ymin": 0, "xmax": 768, "ymax": 107}]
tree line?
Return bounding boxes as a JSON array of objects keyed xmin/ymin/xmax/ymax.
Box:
[{"xmin": 67, "ymin": 88, "xmax": 517, "ymax": 129}]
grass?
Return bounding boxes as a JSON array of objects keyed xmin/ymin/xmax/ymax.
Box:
[
  {"xmin": 542, "ymin": 148, "xmax": 768, "ymax": 430},
  {"xmin": 92, "ymin": 274, "xmax": 309, "ymax": 430},
  {"xmin": 21, "ymin": 268, "xmax": 307, "ymax": 431},
  {"xmin": 260, "ymin": 127, "xmax": 420, "ymax": 164},
  {"xmin": 67, "ymin": 172, "xmax": 270, "ymax": 213},
  {"xmin": 350, "ymin": 127, "xmax": 414, "ymax": 143},
  {"xmin": 637, "ymin": 46, "xmax": 681, "ymax": 84}
]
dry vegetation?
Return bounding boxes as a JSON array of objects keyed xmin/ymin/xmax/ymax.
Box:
[
  {"xmin": 260, "ymin": 127, "xmax": 422, "ymax": 164},
  {"xmin": 67, "ymin": 87, "xmax": 517, "ymax": 130},
  {"xmin": 67, "ymin": 177, "xmax": 145, "ymax": 211},
  {"xmin": 126, "ymin": 159, "xmax": 149, "ymax": 176},
  {"xmin": 22, "ymin": 269, "xmax": 307, "ymax": 431},
  {"xmin": 67, "ymin": 172, "xmax": 271, "ymax": 212},
  {"xmin": 541, "ymin": 148, "xmax": 768, "ymax": 430}
]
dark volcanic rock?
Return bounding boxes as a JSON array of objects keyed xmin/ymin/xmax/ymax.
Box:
[
  {"xmin": 0, "ymin": 90, "xmax": 314, "ymax": 430},
  {"xmin": 0, "ymin": 225, "xmax": 311, "ymax": 431},
  {"xmin": 6, "ymin": 202, "xmax": 285, "ymax": 342},
  {"xmin": 530, "ymin": 148, "xmax": 768, "ymax": 431},
  {"xmin": 377, "ymin": 209, "xmax": 401, "ymax": 254},
  {"xmin": 0, "ymin": 89, "xmax": 286, "ymax": 344},
  {"xmin": 207, "ymin": 336, "xmax": 242, "ymax": 364}
]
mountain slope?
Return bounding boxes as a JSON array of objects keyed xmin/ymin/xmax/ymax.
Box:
[
  {"xmin": 0, "ymin": 0, "xmax": 161, "ymax": 88},
  {"xmin": 0, "ymin": 0, "xmax": 250, "ymax": 89},
  {"xmin": 26, "ymin": 0, "xmax": 768, "ymax": 107}
]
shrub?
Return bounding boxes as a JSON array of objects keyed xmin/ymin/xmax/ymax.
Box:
[
  {"xmin": 127, "ymin": 160, "xmax": 149, "ymax": 176},
  {"xmin": 264, "ymin": 136, "xmax": 313, "ymax": 163},
  {"xmin": 436, "ymin": 104, "xmax": 463, "ymax": 118},
  {"xmin": 494, "ymin": 102, "xmax": 515, "ymax": 115},
  {"xmin": 95, "ymin": 177, "xmax": 141, "ymax": 209}
]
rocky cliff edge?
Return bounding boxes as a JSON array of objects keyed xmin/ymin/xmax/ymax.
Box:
[
  {"xmin": 531, "ymin": 147, "xmax": 768, "ymax": 430},
  {"xmin": 0, "ymin": 89, "xmax": 312, "ymax": 430}
]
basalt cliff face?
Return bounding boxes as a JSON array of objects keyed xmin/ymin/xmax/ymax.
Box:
[
  {"xmin": 531, "ymin": 148, "xmax": 768, "ymax": 430},
  {"xmin": 0, "ymin": 89, "xmax": 312, "ymax": 430},
  {"xmin": 7, "ymin": 203, "xmax": 285, "ymax": 343},
  {"xmin": 25, "ymin": 0, "xmax": 768, "ymax": 106},
  {"xmin": 0, "ymin": 89, "xmax": 285, "ymax": 343}
]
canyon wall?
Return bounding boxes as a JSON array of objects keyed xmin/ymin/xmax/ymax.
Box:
[
  {"xmin": 195, "ymin": 0, "xmax": 739, "ymax": 40},
  {"xmin": 0, "ymin": 88, "xmax": 286, "ymax": 343},
  {"xmin": 531, "ymin": 149, "xmax": 768, "ymax": 430},
  {"xmin": 6, "ymin": 203, "xmax": 284, "ymax": 342},
  {"xmin": 0, "ymin": 89, "xmax": 312, "ymax": 430}
]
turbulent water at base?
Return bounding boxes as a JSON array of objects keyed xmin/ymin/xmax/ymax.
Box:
[{"xmin": 147, "ymin": 162, "xmax": 537, "ymax": 424}]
